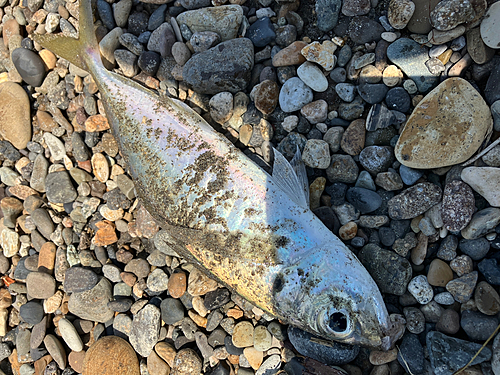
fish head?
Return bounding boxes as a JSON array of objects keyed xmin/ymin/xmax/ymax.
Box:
[{"xmin": 273, "ymin": 242, "xmax": 399, "ymax": 350}]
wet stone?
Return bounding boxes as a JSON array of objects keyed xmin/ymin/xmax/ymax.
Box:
[
  {"xmin": 288, "ymin": 326, "xmax": 359, "ymax": 365},
  {"xmin": 359, "ymin": 146, "xmax": 394, "ymax": 175}
]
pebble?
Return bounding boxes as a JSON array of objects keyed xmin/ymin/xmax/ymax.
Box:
[
  {"xmin": 26, "ymin": 271, "xmax": 56, "ymax": 299},
  {"xmin": 129, "ymin": 304, "xmax": 160, "ymax": 357},
  {"xmin": 336, "ymin": 83, "xmax": 356, "ymax": 102},
  {"xmin": 253, "ymin": 81, "xmax": 279, "ymax": 115},
  {"xmin": 427, "ymin": 259, "xmax": 453, "ymax": 287},
  {"xmin": 441, "ymin": 180, "xmax": 475, "ymax": 231},
  {"xmin": 99, "ymin": 27, "xmax": 123, "ymax": 65},
  {"xmin": 187, "ymin": 268, "xmax": 218, "ymax": 296},
  {"xmin": 397, "ymin": 333, "xmax": 424, "ymax": 375},
  {"xmin": 297, "ymin": 62, "xmax": 328, "ymax": 92},
  {"xmin": 436, "ymin": 308, "xmax": 460, "ymax": 334},
  {"xmin": 160, "ymin": 298, "xmax": 185, "ymax": 324},
  {"xmin": 82, "ymin": 336, "xmax": 140, "ymax": 375},
  {"xmin": 461, "ymin": 207, "xmax": 500, "ymax": 240},
  {"xmin": 327, "ymin": 155, "xmax": 359, "ymax": 183},
  {"xmin": 446, "ymin": 271, "xmax": 477, "ymax": 303},
  {"xmin": 358, "ymin": 244, "xmax": 412, "ymax": 295},
  {"xmin": 480, "ymin": 2, "xmax": 500, "ymax": 49},
  {"xmin": 44, "ymin": 334, "xmax": 66, "ymax": 369},
  {"xmin": 19, "ymin": 301, "xmax": 44, "ymax": 325},
  {"xmin": 387, "ymin": 38, "xmax": 438, "ymax": 93},
  {"xmin": 461, "ymin": 309, "xmax": 499, "ymax": 341},
  {"xmin": 301, "ymin": 41, "xmax": 337, "ymax": 71},
  {"xmin": 176, "ymin": 5, "xmax": 243, "ymax": 41},
  {"xmin": 348, "ymin": 16, "xmax": 385, "ymax": 44},
  {"xmin": 359, "ymin": 146, "xmax": 393, "ymax": 174},
  {"xmin": 58, "ymin": 318, "xmax": 84, "ymax": 352},
  {"xmin": 68, "ymin": 277, "xmax": 114, "ymax": 323},
  {"xmin": 245, "ymin": 17, "xmax": 275, "ymax": 47},
  {"xmin": 316, "ymin": 0, "xmax": 342, "ymax": 32},
  {"xmin": 478, "ymin": 258, "xmax": 500, "ymax": 286},
  {"xmin": 64, "ymin": 267, "xmax": 99, "ymax": 293},
  {"xmin": 388, "ymin": 182, "xmax": 442, "ymax": 219},
  {"xmin": 11, "ymin": 48, "xmax": 46, "ymax": 87},
  {"xmin": 462, "ymin": 167, "xmax": 500, "ymax": 207},
  {"xmin": 357, "ymin": 83, "xmax": 388, "ymax": 104},
  {"xmin": 459, "ymin": 237, "xmax": 490, "ymax": 261},
  {"xmin": 113, "ymin": 0, "xmax": 132, "ymax": 27},
  {"xmin": 232, "ymin": 321, "xmax": 254, "ymax": 348},
  {"xmin": 346, "ymin": 187, "xmax": 381, "ymax": 213},
  {"xmin": 450, "ymin": 255, "xmax": 474, "ymax": 277},
  {"xmin": 183, "ymin": 38, "xmax": 253, "ymax": 94},
  {"xmin": 408, "ymin": 275, "xmax": 434, "ymax": 304},
  {"xmin": 172, "ymin": 349, "xmax": 202, "ymax": 375},
  {"xmin": 279, "ymin": 77, "xmax": 313, "ymax": 113},
  {"xmin": 427, "ymin": 331, "xmax": 491, "ymax": 375},
  {"xmin": 0, "ymin": 82, "xmax": 32, "ymax": 150},
  {"xmin": 430, "ymin": 0, "xmax": 474, "ymax": 31},
  {"xmin": 388, "ymin": 0, "xmax": 415, "ymax": 29},
  {"xmin": 475, "ymin": 281, "xmax": 500, "ymax": 315}
]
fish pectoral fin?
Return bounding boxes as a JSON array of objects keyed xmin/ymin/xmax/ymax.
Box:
[{"xmin": 271, "ymin": 147, "xmax": 310, "ymax": 209}]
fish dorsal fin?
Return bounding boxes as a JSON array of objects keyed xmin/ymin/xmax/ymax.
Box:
[{"xmin": 272, "ymin": 147, "xmax": 310, "ymax": 209}]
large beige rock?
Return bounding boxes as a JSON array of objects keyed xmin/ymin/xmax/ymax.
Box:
[
  {"xmin": 395, "ymin": 77, "xmax": 492, "ymax": 169},
  {"xmin": 462, "ymin": 167, "xmax": 500, "ymax": 207},
  {"xmin": 0, "ymin": 82, "xmax": 31, "ymax": 149}
]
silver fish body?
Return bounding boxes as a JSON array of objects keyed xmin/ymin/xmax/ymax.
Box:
[{"xmin": 33, "ymin": 0, "xmax": 402, "ymax": 349}]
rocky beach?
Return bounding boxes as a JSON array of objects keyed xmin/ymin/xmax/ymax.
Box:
[{"xmin": 0, "ymin": 0, "xmax": 500, "ymax": 373}]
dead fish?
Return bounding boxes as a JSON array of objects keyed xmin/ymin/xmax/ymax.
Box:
[{"xmin": 33, "ymin": 0, "xmax": 403, "ymax": 350}]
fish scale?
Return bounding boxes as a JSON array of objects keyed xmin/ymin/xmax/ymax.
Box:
[{"xmin": 33, "ymin": 0, "xmax": 404, "ymax": 350}]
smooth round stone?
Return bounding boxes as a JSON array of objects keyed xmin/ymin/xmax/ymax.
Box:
[
  {"xmin": 279, "ymin": 77, "xmax": 313, "ymax": 113},
  {"xmin": 11, "ymin": 48, "xmax": 46, "ymax": 87},
  {"xmin": 408, "ymin": 275, "xmax": 433, "ymax": 304},
  {"xmin": 146, "ymin": 268, "xmax": 169, "ymax": 293},
  {"xmin": 475, "ymin": 281, "xmax": 500, "ymax": 315},
  {"xmin": 232, "ymin": 321, "xmax": 254, "ymax": 348},
  {"xmin": 138, "ymin": 51, "xmax": 161, "ymax": 76},
  {"xmin": 68, "ymin": 278, "xmax": 114, "ymax": 323},
  {"xmin": 64, "ymin": 267, "xmax": 99, "ymax": 293},
  {"xmin": 399, "ymin": 165, "xmax": 424, "ymax": 185},
  {"xmin": 435, "ymin": 308, "xmax": 460, "ymax": 334},
  {"xmin": 357, "ymin": 83, "xmax": 388, "ymax": 104},
  {"xmin": 462, "ymin": 167, "xmax": 500, "ymax": 207},
  {"xmin": 326, "ymin": 155, "xmax": 359, "ymax": 183},
  {"xmin": 403, "ymin": 307, "xmax": 425, "ymax": 334},
  {"xmin": 346, "ymin": 187, "xmax": 382, "ymax": 213},
  {"xmin": 427, "ymin": 259, "xmax": 453, "ymax": 286},
  {"xmin": 168, "ymin": 272, "xmax": 187, "ymax": 299},
  {"xmin": 58, "ymin": 318, "xmax": 83, "ymax": 352},
  {"xmin": 316, "ymin": 0, "xmax": 342, "ymax": 32},
  {"xmin": 160, "ymin": 298, "xmax": 185, "ymax": 324},
  {"xmin": 461, "ymin": 309, "xmax": 499, "ymax": 341},
  {"xmin": 0, "ymin": 82, "xmax": 32, "ymax": 150},
  {"xmin": 441, "ymin": 180, "xmax": 475, "ymax": 231},
  {"xmin": 83, "ymin": 336, "xmax": 139, "ymax": 375},
  {"xmin": 245, "ymin": 17, "xmax": 275, "ymax": 47},
  {"xmin": 348, "ymin": 16, "xmax": 385, "ymax": 44},
  {"xmin": 359, "ymin": 146, "xmax": 394, "ymax": 174},
  {"xmin": 44, "ymin": 334, "xmax": 66, "ymax": 369},
  {"xmin": 26, "ymin": 272, "xmax": 56, "ymax": 299},
  {"xmin": 253, "ymin": 80, "xmax": 279, "ymax": 115},
  {"xmin": 430, "ymin": 0, "xmax": 474, "ymax": 31},
  {"xmin": 385, "ymin": 87, "xmax": 410, "ymax": 113},
  {"xmin": 459, "ymin": 238, "xmax": 490, "ymax": 261},
  {"xmin": 19, "ymin": 301, "xmax": 44, "ymax": 325},
  {"xmin": 172, "ymin": 348, "xmax": 202, "ymax": 375},
  {"xmin": 461, "ymin": 207, "xmax": 500, "ymax": 240},
  {"xmin": 335, "ymin": 83, "xmax": 356, "ymax": 102},
  {"xmin": 114, "ymin": 50, "xmax": 138, "ymax": 78},
  {"xmin": 434, "ymin": 291, "xmax": 455, "ymax": 305},
  {"xmin": 297, "ymin": 62, "xmax": 328, "ymax": 92},
  {"xmin": 45, "ymin": 171, "xmax": 78, "ymax": 204},
  {"xmin": 388, "ymin": 0, "xmax": 415, "ymax": 29},
  {"xmin": 176, "ymin": 5, "xmax": 243, "ymax": 42},
  {"xmin": 481, "ymin": 2, "xmax": 500, "ymax": 49},
  {"xmin": 396, "ymin": 78, "xmax": 492, "ymax": 168}
]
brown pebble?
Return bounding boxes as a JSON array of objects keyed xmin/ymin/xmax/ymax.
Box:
[
  {"xmin": 341, "ymin": 119, "xmax": 366, "ymax": 156},
  {"xmin": 339, "ymin": 221, "xmax": 358, "ymax": 240},
  {"xmin": 0, "ymin": 289, "xmax": 11, "ymax": 309},
  {"xmin": 436, "ymin": 308, "xmax": 460, "ymax": 334},
  {"xmin": 253, "ymin": 80, "xmax": 279, "ymax": 115},
  {"xmin": 3, "ymin": 19, "xmax": 20, "ymax": 48},
  {"xmin": 168, "ymin": 272, "xmax": 187, "ymax": 298},
  {"xmin": 272, "ymin": 41, "xmax": 307, "ymax": 67},
  {"xmin": 39, "ymin": 50, "xmax": 57, "ymax": 70},
  {"xmin": 38, "ymin": 242, "xmax": 57, "ymax": 274},
  {"xmin": 82, "ymin": 336, "xmax": 139, "ymax": 375},
  {"xmin": 69, "ymin": 350, "xmax": 86, "ymax": 373},
  {"xmin": 147, "ymin": 350, "xmax": 170, "ymax": 375},
  {"xmin": 369, "ymin": 348, "xmax": 398, "ymax": 365},
  {"xmin": 427, "ymin": 259, "xmax": 453, "ymax": 286},
  {"xmin": 227, "ymin": 307, "xmax": 244, "ymax": 319},
  {"xmin": 34, "ymin": 355, "xmax": 53, "ymax": 375},
  {"xmin": 93, "ymin": 221, "xmax": 118, "ymax": 246},
  {"xmin": 121, "ymin": 272, "xmax": 137, "ymax": 287},
  {"xmin": 155, "ymin": 342, "xmax": 176, "ymax": 368},
  {"xmin": 84, "ymin": 114, "xmax": 110, "ymax": 132},
  {"xmin": 244, "ymin": 347, "xmax": 263, "ymax": 370},
  {"xmin": 172, "ymin": 348, "xmax": 202, "ymax": 375}
]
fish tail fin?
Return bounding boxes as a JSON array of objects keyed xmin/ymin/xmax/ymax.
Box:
[{"xmin": 32, "ymin": 0, "xmax": 101, "ymax": 71}]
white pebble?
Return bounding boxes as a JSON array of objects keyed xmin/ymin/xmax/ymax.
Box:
[{"xmin": 408, "ymin": 275, "xmax": 434, "ymax": 304}]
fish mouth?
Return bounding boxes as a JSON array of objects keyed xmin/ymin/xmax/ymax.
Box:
[{"xmin": 379, "ymin": 314, "xmax": 406, "ymax": 351}]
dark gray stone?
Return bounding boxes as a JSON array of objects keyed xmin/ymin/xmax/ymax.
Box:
[
  {"xmin": 397, "ymin": 333, "xmax": 424, "ymax": 375},
  {"xmin": 245, "ymin": 17, "xmax": 276, "ymax": 48},
  {"xmin": 183, "ymin": 38, "xmax": 254, "ymax": 94},
  {"xmin": 357, "ymin": 83, "xmax": 388, "ymax": 104},
  {"xmin": 160, "ymin": 298, "xmax": 185, "ymax": 325},
  {"xmin": 45, "ymin": 171, "xmax": 77, "ymax": 204},
  {"xmin": 19, "ymin": 301, "xmax": 44, "ymax": 325},
  {"xmin": 461, "ymin": 310, "xmax": 499, "ymax": 341},
  {"xmin": 316, "ymin": 0, "xmax": 342, "ymax": 32},
  {"xmin": 459, "ymin": 238, "xmax": 490, "ymax": 261},
  {"xmin": 288, "ymin": 326, "xmax": 359, "ymax": 365},
  {"xmin": 346, "ymin": 187, "xmax": 382, "ymax": 214},
  {"xmin": 64, "ymin": 267, "xmax": 99, "ymax": 293},
  {"xmin": 348, "ymin": 16, "xmax": 384, "ymax": 44},
  {"xmin": 97, "ymin": 0, "xmax": 115, "ymax": 29},
  {"xmin": 427, "ymin": 331, "xmax": 492, "ymax": 375},
  {"xmin": 11, "ymin": 48, "xmax": 46, "ymax": 87}
]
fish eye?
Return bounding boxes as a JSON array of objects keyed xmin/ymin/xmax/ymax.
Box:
[{"xmin": 329, "ymin": 312, "xmax": 348, "ymax": 333}]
